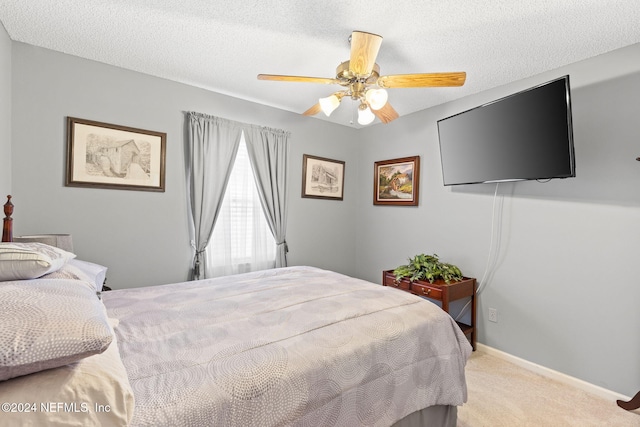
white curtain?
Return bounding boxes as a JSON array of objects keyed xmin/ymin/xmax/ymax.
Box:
[{"xmin": 206, "ymin": 136, "xmax": 277, "ymax": 277}]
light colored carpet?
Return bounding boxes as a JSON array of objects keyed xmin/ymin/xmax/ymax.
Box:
[{"xmin": 457, "ymin": 350, "xmax": 640, "ymax": 426}]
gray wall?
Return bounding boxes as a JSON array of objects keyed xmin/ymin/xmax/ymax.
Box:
[
  {"xmin": 354, "ymin": 44, "xmax": 640, "ymax": 397},
  {"xmin": 0, "ymin": 22, "xmax": 10, "ymax": 194},
  {"xmin": 11, "ymin": 42, "xmax": 359, "ymax": 288},
  {"xmin": 8, "ymin": 39, "xmax": 640, "ymax": 397}
]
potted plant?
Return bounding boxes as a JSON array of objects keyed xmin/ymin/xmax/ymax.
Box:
[{"xmin": 393, "ymin": 253, "xmax": 463, "ymax": 284}]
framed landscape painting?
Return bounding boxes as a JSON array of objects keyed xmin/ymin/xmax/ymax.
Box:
[
  {"xmin": 66, "ymin": 117, "xmax": 166, "ymax": 192},
  {"xmin": 374, "ymin": 156, "xmax": 420, "ymax": 206},
  {"xmin": 301, "ymin": 154, "xmax": 345, "ymax": 200}
]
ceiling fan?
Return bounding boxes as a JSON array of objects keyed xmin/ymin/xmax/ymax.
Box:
[{"xmin": 257, "ymin": 31, "xmax": 466, "ymax": 125}]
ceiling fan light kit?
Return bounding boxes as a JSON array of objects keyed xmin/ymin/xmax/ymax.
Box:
[
  {"xmin": 258, "ymin": 31, "xmax": 466, "ymax": 126},
  {"xmin": 357, "ymin": 103, "xmax": 376, "ymax": 125},
  {"xmin": 365, "ymin": 88, "xmax": 388, "ymax": 110},
  {"xmin": 319, "ymin": 94, "xmax": 341, "ymax": 116}
]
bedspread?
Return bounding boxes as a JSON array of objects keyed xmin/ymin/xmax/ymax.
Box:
[{"xmin": 101, "ymin": 266, "xmax": 471, "ymax": 426}]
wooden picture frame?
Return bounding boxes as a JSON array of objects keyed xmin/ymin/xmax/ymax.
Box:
[
  {"xmin": 301, "ymin": 154, "xmax": 345, "ymax": 200},
  {"xmin": 66, "ymin": 117, "xmax": 166, "ymax": 192},
  {"xmin": 373, "ymin": 156, "xmax": 420, "ymax": 206}
]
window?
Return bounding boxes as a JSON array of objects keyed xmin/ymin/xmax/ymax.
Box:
[{"xmin": 206, "ymin": 134, "xmax": 276, "ymax": 277}]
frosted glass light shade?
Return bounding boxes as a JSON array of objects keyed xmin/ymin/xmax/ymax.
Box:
[
  {"xmin": 319, "ymin": 95, "xmax": 340, "ymax": 116},
  {"xmin": 365, "ymin": 88, "xmax": 388, "ymax": 110},
  {"xmin": 357, "ymin": 105, "xmax": 375, "ymax": 125}
]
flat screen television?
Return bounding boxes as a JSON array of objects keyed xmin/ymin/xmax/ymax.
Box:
[{"xmin": 437, "ymin": 75, "xmax": 575, "ymax": 186}]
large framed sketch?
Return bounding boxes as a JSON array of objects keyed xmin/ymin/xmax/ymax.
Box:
[
  {"xmin": 66, "ymin": 117, "xmax": 166, "ymax": 192},
  {"xmin": 301, "ymin": 154, "xmax": 345, "ymax": 200},
  {"xmin": 374, "ymin": 156, "xmax": 420, "ymax": 206}
]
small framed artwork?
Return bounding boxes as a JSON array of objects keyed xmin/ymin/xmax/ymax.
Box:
[
  {"xmin": 301, "ymin": 154, "xmax": 345, "ymax": 200},
  {"xmin": 66, "ymin": 117, "xmax": 166, "ymax": 192},
  {"xmin": 374, "ymin": 156, "xmax": 420, "ymax": 206}
]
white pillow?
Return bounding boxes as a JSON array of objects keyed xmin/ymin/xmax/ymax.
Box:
[
  {"xmin": 39, "ymin": 262, "xmax": 100, "ymax": 293},
  {"xmin": 0, "ymin": 279, "xmax": 112, "ymax": 381},
  {"xmin": 66, "ymin": 259, "xmax": 108, "ymax": 292},
  {"xmin": 0, "ymin": 242, "xmax": 76, "ymax": 281},
  {"xmin": 0, "ymin": 318, "xmax": 135, "ymax": 426}
]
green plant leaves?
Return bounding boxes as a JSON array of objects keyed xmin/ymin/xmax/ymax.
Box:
[{"xmin": 393, "ymin": 253, "xmax": 463, "ymax": 284}]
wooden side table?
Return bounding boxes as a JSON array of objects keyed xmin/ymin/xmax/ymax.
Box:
[{"xmin": 383, "ymin": 270, "xmax": 477, "ymax": 350}]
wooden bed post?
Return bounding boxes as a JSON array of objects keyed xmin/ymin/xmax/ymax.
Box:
[{"xmin": 2, "ymin": 195, "xmax": 13, "ymax": 242}]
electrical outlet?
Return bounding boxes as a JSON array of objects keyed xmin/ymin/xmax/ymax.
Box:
[{"xmin": 488, "ymin": 308, "xmax": 498, "ymax": 323}]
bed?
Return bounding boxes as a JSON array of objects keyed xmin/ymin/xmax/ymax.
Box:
[{"xmin": 0, "ymin": 197, "xmax": 471, "ymax": 426}]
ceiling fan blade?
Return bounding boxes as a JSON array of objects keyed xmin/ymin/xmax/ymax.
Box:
[
  {"xmin": 377, "ymin": 72, "xmax": 467, "ymax": 88},
  {"xmin": 349, "ymin": 31, "xmax": 383, "ymax": 77},
  {"xmin": 372, "ymin": 102, "xmax": 399, "ymax": 124},
  {"xmin": 257, "ymin": 74, "xmax": 339, "ymax": 85},
  {"xmin": 303, "ymin": 103, "xmax": 322, "ymax": 116}
]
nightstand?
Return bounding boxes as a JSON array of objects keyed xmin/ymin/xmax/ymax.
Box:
[{"xmin": 383, "ymin": 270, "xmax": 477, "ymax": 350}]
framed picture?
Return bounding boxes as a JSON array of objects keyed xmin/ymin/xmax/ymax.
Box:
[
  {"xmin": 373, "ymin": 156, "xmax": 420, "ymax": 206},
  {"xmin": 301, "ymin": 154, "xmax": 345, "ymax": 200},
  {"xmin": 66, "ymin": 117, "xmax": 166, "ymax": 192}
]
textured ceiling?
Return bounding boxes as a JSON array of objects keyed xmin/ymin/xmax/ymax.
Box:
[{"xmin": 1, "ymin": 1, "xmax": 640, "ymax": 128}]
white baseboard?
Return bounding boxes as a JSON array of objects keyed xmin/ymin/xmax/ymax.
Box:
[{"xmin": 476, "ymin": 343, "xmax": 631, "ymax": 403}]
